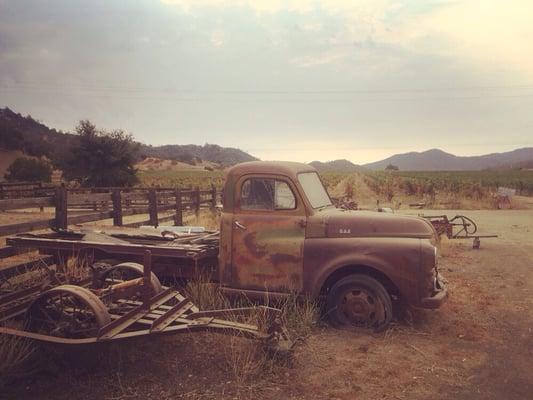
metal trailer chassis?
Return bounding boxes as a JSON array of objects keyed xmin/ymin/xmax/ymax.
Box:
[{"xmin": 0, "ymin": 250, "xmax": 291, "ymax": 352}]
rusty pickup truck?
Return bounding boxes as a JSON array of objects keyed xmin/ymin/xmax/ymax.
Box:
[{"xmin": 7, "ymin": 161, "xmax": 447, "ymax": 331}]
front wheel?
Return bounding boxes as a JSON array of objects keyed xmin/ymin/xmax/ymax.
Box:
[{"xmin": 326, "ymin": 274, "xmax": 393, "ymax": 332}]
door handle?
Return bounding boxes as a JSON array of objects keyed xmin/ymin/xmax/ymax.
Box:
[
  {"xmin": 234, "ymin": 221, "xmax": 247, "ymax": 230},
  {"xmin": 297, "ymin": 219, "xmax": 307, "ymax": 228}
]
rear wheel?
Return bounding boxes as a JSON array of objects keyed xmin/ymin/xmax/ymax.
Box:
[
  {"xmin": 98, "ymin": 262, "xmax": 163, "ymax": 296},
  {"xmin": 327, "ymin": 274, "xmax": 393, "ymax": 332}
]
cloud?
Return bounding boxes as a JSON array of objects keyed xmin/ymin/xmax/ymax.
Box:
[{"xmin": 160, "ymin": 0, "xmax": 533, "ymax": 78}]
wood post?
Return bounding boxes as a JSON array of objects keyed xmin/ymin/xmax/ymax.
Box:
[
  {"xmin": 194, "ymin": 186, "xmax": 200, "ymax": 216},
  {"xmin": 148, "ymin": 189, "xmax": 158, "ymax": 227},
  {"xmin": 142, "ymin": 250, "xmax": 152, "ymax": 309},
  {"xmin": 54, "ymin": 185, "xmax": 68, "ymax": 230},
  {"xmin": 174, "ymin": 188, "xmax": 183, "ymax": 226},
  {"xmin": 38, "ymin": 182, "xmax": 44, "ymax": 212},
  {"xmin": 210, "ymin": 184, "xmax": 217, "ymax": 210},
  {"xmin": 112, "ymin": 189, "xmax": 123, "ymax": 226}
]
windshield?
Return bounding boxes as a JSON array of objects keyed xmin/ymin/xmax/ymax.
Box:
[{"xmin": 298, "ymin": 172, "xmax": 333, "ymax": 209}]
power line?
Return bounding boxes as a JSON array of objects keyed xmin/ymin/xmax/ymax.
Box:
[{"xmin": 2, "ymin": 81, "xmax": 533, "ymax": 95}]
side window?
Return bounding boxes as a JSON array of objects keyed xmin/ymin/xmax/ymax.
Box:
[{"xmin": 240, "ymin": 178, "xmax": 296, "ymax": 210}]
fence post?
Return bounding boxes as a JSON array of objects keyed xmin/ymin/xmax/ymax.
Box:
[
  {"xmin": 174, "ymin": 188, "xmax": 183, "ymax": 226},
  {"xmin": 148, "ymin": 189, "xmax": 158, "ymax": 227},
  {"xmin": 210, "ymin": 184, "xmax": 217, "ymax": 210},
  {"xmin": 37, "ymin": 182, "xmax": 44, "ymax": 212},
  {"xmin": 112, "ymin": 189, "xmax": 123, "ymax": 226},
  {"xmin": 195, "ymin": 186, "xmax": 200, "ymax": 216},
  {"xmin": 54, "ymin": 185, "xmax": 68, "ymax": 230}
]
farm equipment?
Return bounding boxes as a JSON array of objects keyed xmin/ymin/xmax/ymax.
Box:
[
  {"xmin": 422, "ymin": 214, "xmax": 498, "ymax": 248},
  {"xmin": 0, "ymin": 250, "xmax": 291, "ymax": 351}
]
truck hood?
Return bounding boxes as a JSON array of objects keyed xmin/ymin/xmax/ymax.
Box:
[{"xmin": 307, "ymin": 208, "xmax": 436, "ymax": 239}]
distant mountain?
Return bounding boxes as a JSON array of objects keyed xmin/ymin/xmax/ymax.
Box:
[
  {"xmin": 363, "ymin": 148, "xmax": 533, "ymax": 171},
  {"xmin": 141, "ymin": 143, "xmax": 258, "ymax": 167},
  {"xmin": 309, "ymin": 159, "xmax": 361, "ymax": 172},
  {"xmin": 0, "ymin": 107, "xmax": 76, "ymax": 161},
  {"xmin": 0, "ymin": 107, "xmax": 258, "ymax": 167}
]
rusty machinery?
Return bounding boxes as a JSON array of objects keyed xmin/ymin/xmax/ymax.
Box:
[
  {"xmin": 0, "ymin": 250, "xmax": 291, "ymax": 352},
  {"xmin": 422, "ymin": 214, "xmax": 497, "ymax": 248}
]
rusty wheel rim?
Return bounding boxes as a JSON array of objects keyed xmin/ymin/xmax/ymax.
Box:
[
  {"xmin": 338, "ymin": 288, "xmax": 383, "ymax": 328},
  {"xmin": 26, "ymin": 286, "xmax": 110, "ymax": 338}
]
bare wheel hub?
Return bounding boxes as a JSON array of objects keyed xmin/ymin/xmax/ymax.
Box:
[{"xmin": 339, "ymin": 289, "xmax": 380, "ymax": 327}]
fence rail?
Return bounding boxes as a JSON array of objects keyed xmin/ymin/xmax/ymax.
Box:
[
  {"xmin": 0, "ymin": 185, "xmax": 220, "ymax": 237},
  {"xmin": 0, "ymin": 185, "xmax": 220, "ymax": 280}
]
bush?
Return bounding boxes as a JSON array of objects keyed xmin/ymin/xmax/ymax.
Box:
[
  {"xmin": 4, "ymin": 157, "xmax": 53, "ymax": 182},
  {"xmin": 60, "ymin": 120, "xmax": 139, "ymax": 187}
]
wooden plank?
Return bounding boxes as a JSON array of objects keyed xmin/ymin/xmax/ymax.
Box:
[
  {"xmin": 122, "ymin": 207, "xmax": 150, "ymax": 216},
  {"xmin": 157, "ymin": 215, "xmax": 176, "ymax": 224},
  {"xmin": 68, "ymin": 211, "xmax": 114, "ymax": 225},
  {"xmin": 120, "ymin": 191, "xmax": 149, "ymax": 201},
  {"xmin": 174, "ymin": 188, "xmax": 183, "ymax": 226},
  {"xmin": 68, "ymin": 192, "xmax": 112, "ymax": 204},
  {"xmin": 0, "ymin": 219, "xmax": 53, "ymax": 236},
  {"xmin": 0, "ymin": 246, "xmax": 34, "ymax": 259},
  {"xmin": 148, "ymin": 189, "xmax": 158, "ymax": 227},
  {"xmin": 0, "ymin": 196, "xmax": 54, "ymax": 211},
  {"xmin": 112, "ymin": 189, "xmax": 123, "ymax": 226},
  {"xmin": 54, "ymin": 186, "xmax": 68, "ymax": 230},
  {"xmin": 123, "ymin": 219, "xmax": 152, "ymax": 228}
]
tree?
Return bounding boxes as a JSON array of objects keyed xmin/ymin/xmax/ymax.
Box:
[
  {"xmin": 61, "ymin": 120, "xmax": 139, "ymax": 187},
  {"xmin": 5, "ymin": 158, "xmax": 53, "ymax": 182},
  {"xmin": 385, "ymin": 163, "xmax": 399, "ymax": 171}
]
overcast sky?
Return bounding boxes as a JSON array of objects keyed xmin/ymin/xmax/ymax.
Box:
[{"xmin": 1, "ymin": 0, "xmax": 532, "ymax": 163}]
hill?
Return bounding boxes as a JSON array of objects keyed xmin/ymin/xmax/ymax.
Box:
[
  {"xmin": 363, "ymin": 148, "xmax": 533, "ymax": 171},
  {"xmin": 141, "ymin": 143, "xmax": 257, "ymax": 167},
  {"xmin": 0, "ymin": 107, "xmax": 257, "ymax": 168},
  {"xmin": 309, "ymin": 159, "xmax": 361, "ymax": 172}
]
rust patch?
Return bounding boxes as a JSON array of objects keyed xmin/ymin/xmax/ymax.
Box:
[
  {"xmin": 270, "ymin": 253, "xmax": 301, "ymax": 265},
  {"xmin": 243, "ymin": 232, "xmax": 267, "ymax": 258}
]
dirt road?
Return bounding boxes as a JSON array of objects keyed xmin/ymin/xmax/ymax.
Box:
[{"xmin": 4, "ymin": 209, "xmax": 533, "ymax": 400}]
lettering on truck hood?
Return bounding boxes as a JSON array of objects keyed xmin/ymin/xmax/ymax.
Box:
[{"xmin": 309, "ymin": 209, "xmax": 436, "ymax": 239}]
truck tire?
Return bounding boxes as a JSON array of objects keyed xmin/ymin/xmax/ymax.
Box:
[{"xmin": 327, "ymin": 274, "xmax": 393, "ymax": 332}]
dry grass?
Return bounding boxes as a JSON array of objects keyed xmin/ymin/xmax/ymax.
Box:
[
  {"xmin": 184, "ymin": 274, "xmax": 319, "ymax": 388},
  {"xmin": 0, "ymin": 334, "xmax": 37, "ymax": 388}
]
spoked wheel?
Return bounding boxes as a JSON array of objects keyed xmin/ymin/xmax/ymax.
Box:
[
  {"xmin": 25, "ymin": 285, "xmax": 111, "ymax": 338},
  {"xmin": 327, "ymin": 275, "xmax": 393, "ymax": 332},
  {"xmin": 97, "ymin": 262, "xmax": 163, "ymax": 296},
  {"xmin": 450, "ymin": 215, "xmax": 477, "ymax": 237}
]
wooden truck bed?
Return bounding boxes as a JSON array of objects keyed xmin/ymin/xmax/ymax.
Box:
[{"xmin": 6, "ymin": 228, "xmax": 221, "ymax": 280}]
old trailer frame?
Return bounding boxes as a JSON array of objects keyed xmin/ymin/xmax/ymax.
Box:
[
  {"xmin": 5, "ymin": 229, "xmax": 220, "ymax": 281},
  {"xmin": 0, "ymin": 249, "xmax": 290, "ymax": 350}
]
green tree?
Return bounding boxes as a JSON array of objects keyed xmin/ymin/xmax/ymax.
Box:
[
  {"xmin": 61, "ymin": 120, "xmax": 139, "ymax": 187},
  {"xmin": 5, "ymin": 158, "xmax": 53, "ymax": 182},
  {"xmin": 385, "ymin": 163, "xmax": 399, "ymax": 171}
]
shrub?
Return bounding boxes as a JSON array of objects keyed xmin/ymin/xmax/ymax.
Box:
[
  {"xmin": 4, "ymin": 157, "xmax": 53, "ymax": 182},
  {"xmin": 60, "ymin": 120, "xmax": 139, "ymax": 187}
]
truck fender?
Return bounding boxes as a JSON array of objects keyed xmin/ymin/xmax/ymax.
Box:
[{"xmin": 310, "ymin": 253, "xmax": 397, "ymax": 298}]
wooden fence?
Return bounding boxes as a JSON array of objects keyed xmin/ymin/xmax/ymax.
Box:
[
  {"xmin": 0, "ymin": 181, "xmax": 56, "ymax": 200},
  {"xmin": 0, "ymin": 185, "xmax": 220, "ymax": 237},
  {"xmin": 0, "ymin": 185, "xmax": 220, "ymax": 282}
]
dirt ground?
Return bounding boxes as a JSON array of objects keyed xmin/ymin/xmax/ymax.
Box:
[{"xmin": 2, "ymin": 209, "xmax": 533, "ymax": 400}]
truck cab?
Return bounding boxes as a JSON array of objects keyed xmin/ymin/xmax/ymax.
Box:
[{"xmin": 219, "ymin": 161, "xmax": 447, "ymax": 331}]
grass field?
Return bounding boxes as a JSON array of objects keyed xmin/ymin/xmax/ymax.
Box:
[
  {"xmin": 379, "ymin": 170, "xmax": 533, "ymax": 195},
  {"xmin": 138, "ymin": 169, "xmax": 225, "ymax": 189}
]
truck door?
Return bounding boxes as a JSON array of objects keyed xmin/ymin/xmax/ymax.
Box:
[{"xmin": 231, "ymin": 175, "xmax": 306, "ymax": 293}]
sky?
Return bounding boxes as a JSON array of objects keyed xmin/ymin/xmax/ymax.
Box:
[{"xmin": 1, "ymin": 0, "xmax": 532, "ymax": 164}]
